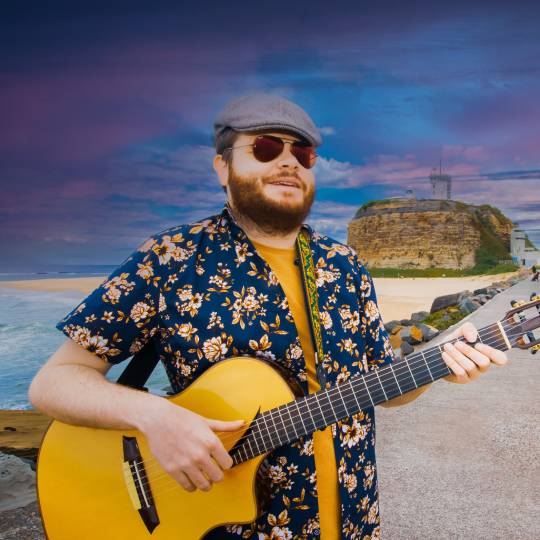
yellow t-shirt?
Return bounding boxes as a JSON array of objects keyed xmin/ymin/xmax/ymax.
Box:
[{"xmin": 251, "ymin": 239, "xmax": 341, "ymax": 539}]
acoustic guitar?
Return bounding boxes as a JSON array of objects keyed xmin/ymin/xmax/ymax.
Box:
[{"xmin": 36, "ymin": 297, "xmax": 540, "ymax": 539}]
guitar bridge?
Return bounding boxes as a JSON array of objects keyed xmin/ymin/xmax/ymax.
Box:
[{"xmin": 122, "ymin": 436, "xmax": 160, "ymax": 533}]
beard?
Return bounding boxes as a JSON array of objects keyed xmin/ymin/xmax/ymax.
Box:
[{"xmin": 227, "ymin": 168, "xmax": 315, "ymax": 236}]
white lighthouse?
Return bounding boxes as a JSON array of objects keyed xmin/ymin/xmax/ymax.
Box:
[{"xmin": 429, "ymin": 165, "xmax": 452, "ymax": 200}]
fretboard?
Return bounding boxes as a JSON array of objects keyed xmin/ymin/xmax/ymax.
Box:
[{"xmin": 231, "ymin": 319, "xmax": 509, "ymax": 465}]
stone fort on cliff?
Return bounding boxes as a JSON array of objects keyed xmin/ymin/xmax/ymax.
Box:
[{"xmin": 347, "ymin": 198, "xmax": 514, "ymax": 270}]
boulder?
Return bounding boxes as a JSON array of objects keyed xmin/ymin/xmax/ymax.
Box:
[
  {"xmin": 0, "ymin": 452, "xmax": 36, "ymax": 512},
  {"xmin": 390, "ymin": 324, "xmax": 403, "ymax": 335},
  {"xmin": 400, "ymin": 325, "xmax": 423, "ymax": 345},
  {"xmin": 458, "ymin": 290, "xmax": 473, "ymax": 301},
  {"xmin": 459, "ymin": 298, "xmax": 478, "ymax": 314},
  {"xmin": 416, "ymin": 323, "xmax": 440, "ymax": 341},
  {"xmin": 400, "ymin": 340, "xmax": 415, "ymax": 355},
  {"xmin": 430, "ymin": 293, "xmax": 462, "ymax": 313},
  {"xmin": 385, "ymin": 320, "xmax": 402, "ymax": 334},
  {"xmin": 389, "ymin": 332, "xmax": 402, "ymax": 351},
  {"xmin": 410, "ymin": 311, "xmax": 429, "ymax": 323},
  {"xmin": 400, "ymin": 319, "xmax": 413, "ymax": 327},
  {"xmin": 473, "ymin": 287, "xmax": 488, "ymax": 295}
]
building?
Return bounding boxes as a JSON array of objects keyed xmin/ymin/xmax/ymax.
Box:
[
  {"xmin": 510, "ymin": 228, "xmax": 540, "ymax": 266},
  {"xmin": 429, "ymin": 169, "xmax": 452, "ymax": 200}
]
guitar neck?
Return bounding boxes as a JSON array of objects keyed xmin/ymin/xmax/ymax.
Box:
[{"xmin": 231, "ymin": 319, "xmax": 510, "ymax": 465}]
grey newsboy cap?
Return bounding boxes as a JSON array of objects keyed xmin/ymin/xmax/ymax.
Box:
[{"xmin": 214, "ymin": 94, "xmax": 322, "ymax": 147}]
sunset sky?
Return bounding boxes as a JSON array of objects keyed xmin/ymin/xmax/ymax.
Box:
[{"xmin": 1, "ymin": 1, "xmax": 539, "ymax": 270}]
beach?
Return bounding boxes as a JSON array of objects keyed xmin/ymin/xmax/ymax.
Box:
[{"xmin": 1, "ymin": 271, "xmax": 520, "ymax": 321}]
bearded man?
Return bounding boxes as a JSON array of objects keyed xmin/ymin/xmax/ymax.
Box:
[{"xmin": 30, "ymin": 94, "xmax": 508, "ymax": 539}]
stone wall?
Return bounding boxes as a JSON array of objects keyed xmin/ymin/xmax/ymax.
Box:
[{"xmin": 347, "ymin": 199, "xmax": 513, "ymax": 269}]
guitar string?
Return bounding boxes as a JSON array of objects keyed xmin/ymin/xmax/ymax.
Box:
[
  {"xmin": 128, "ymin": 319, "xmax": 514, "ymax": 479},
  {"xmin": 127, "ymin": 320, "xmax": 515, "ymax": 485},
  {"xmin": 130, "ymin": 328, "xmax": 504, "ymax": 484},
  {"xmin": 136, "ymin": 318, "xmax": 513, "ymax": 465},
  {"xmin": 130, "ymin": 360, "xmax": 457, "ymax": 497},
  {"xmin": 139, "ymin": 312, "xmax": 532, "ymax": 460},
  {"xmin": 125, "ymin": 319, "xmax": 533, "ymax": 497},
  {"xmin": 134, "ymin": 359, "xmax": 484, "ymax": 499}
]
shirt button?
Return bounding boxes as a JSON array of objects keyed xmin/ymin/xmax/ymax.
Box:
[{"xmin": 314, "ymin": 529, "xmax": 320, "ymax": 536}]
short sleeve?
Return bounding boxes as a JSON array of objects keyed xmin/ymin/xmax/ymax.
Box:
[
  {"xmin": 357, "ymin": 263, "xmax": 395, "ymax": 368},
  {"xmin": 56, "ymin": 242, "xmax": 163, "ymax": 364}
]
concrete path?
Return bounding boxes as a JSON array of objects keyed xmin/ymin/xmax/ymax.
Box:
[{"xmin": 377, "ymin": 279, "xmax": 540, "ymax": 539}]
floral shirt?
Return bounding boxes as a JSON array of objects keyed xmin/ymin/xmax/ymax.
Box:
[{"xmin": 57, "ymin": 206, "xmax": 394, "ymax": 539}]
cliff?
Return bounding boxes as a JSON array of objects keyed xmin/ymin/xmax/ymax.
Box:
[{"xmin": 347, "ymin": 199, "xmax": 514, "ymax": 270}]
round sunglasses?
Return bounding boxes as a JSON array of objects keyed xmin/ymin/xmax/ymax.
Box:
[{"xmin": 224, "ymin": 135, "xmax": 317, "ymax": 169}]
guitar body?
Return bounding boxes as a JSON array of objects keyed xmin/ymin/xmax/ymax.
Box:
[{"xmin": 37, "ymin": 357, "xmax": 296, "ymax": 539}]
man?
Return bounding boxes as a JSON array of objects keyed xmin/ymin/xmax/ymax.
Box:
[{"xmin": 30, "ymin": 94, "xmax": 508, "ymax": 539}]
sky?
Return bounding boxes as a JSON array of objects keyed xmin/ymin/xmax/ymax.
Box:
[{"xmin": 1, "ymin": 1, "xmax": 539, "ymax": 270}]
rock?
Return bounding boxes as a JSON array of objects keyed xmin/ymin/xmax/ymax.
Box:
[
  {"xmin": 400, "ymin": 340, "xmax": 415, "ymax": 355},
  {"xmin": 430, "ymin": 293, "xmax": 462, "ymax": 313},
  {"xmin": 390, "ymin": 325, "xmax": 403, "ymax": 335},
  {"xmin": 473, "ymin": 287, "xmax": 488, "ymax": 295},
  {"xmin": 389, "ymin": 333, "xmax": 402, "ymax": 351},
  {"xmin": 417, "ymin": 323, "xmax": 439, "ymax": 341},
  {"xmin": 0, "ymin": 452, "xmax": 36, "ymax": 512},
  {"xmin": 458, "ymin": 290, "xmax": 473, "ymax": 301},
  {"xmin": 400, "ymin": 325, "xmax": 423, "ymax": 345},
  {"xmin": 410, "ymin": 311, "xmax": 429, "ymax": 323},
  {"xmin": 400, "ymin": 319, "xmax": 413, "ymax": 326},
  {"xmin": 385, "ymin": 320, "xmax": 402, "ymax": 334},
  {"xmin": 459, "ymin": 298, "xmax": 478, "ymax": 314}
]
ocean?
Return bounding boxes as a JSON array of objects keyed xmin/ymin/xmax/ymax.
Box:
[{"xmin": 0, "ymin": 280, "xmax": 170, "ymax": 409}]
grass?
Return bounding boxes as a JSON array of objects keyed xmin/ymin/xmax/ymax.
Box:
[
  {"xmin": 421, "ymin": 308, "xmax": 467, "ymax": 330},
  {"xmin": 369, "ymin": 263, "xmax": 518, "ymax": 278}
]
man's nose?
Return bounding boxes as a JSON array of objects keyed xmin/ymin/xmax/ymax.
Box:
[{"xmin": 277, "ymin": 142, "xmax": 299, "ymax": 168}]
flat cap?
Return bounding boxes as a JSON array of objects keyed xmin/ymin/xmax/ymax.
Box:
[{"xmin": 214, "ymin": 94, "xmax": 322, "ymax": 147}]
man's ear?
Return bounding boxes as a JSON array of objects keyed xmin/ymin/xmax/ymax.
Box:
[{"xmin": 213, "ymin": 154, "xmax": 229, "ymax": 191}]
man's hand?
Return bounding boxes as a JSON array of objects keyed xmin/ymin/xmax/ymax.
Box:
[
  {"xmin": 138, "ymin": 400, "xmax": 245, "ymax": 493},
  {"xmin": 442, "ymin": 321, "xmax": 508, "ymax": 384}
]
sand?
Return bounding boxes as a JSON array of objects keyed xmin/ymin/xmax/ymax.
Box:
[
  {"xmin": 1, "ymin": 271, "xmax": 520, "ymax": 322},
  {"xmin": 373, "ymin": 271, "xmax": 519, "ymax": 320}
]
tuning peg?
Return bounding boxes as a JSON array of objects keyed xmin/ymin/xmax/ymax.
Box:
[
  {"xmin": 530, "ymin": 292, "xmax": 540, "ymax": 302},
  {"xmin": 530, "ymin": 343, "xmax": 540, "ymax": 355}
]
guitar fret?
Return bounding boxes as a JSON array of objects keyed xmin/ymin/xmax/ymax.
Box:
[
  {"xmin": 294, "ymin": 401, "xmax": 308, "ymax": 436},
  {"xmin": 361, "ymin": 376, "xmax": 375, "ymax": 406},
  {"xmin": 349, "ymin": 379, "xmax": 363, "ymax": 412},
  {"xmin": 389, "ymin": 364, "xmax": 403, "ymax": 395},
  {"xmin": 284, "ymin": 403, "xmax": 300, "ymax": 439},
  {"xmin": 312, "ymin": 393, "xmax": 328, "ymax": 427},
  {"xmin": 249, "ymin": 427, "xmax": 263, "ymax": 455},
  {"xmin": 373, "ymin": 369, "xmax": 388, "ymax": 400},
  {"xmin": 244, "ymin": 437, "xmax": 254, "ymax": 459},
  {"xmin": 404, "ymin": 356, "xmax": 418, "ymax": 389},
  {"xmin": 275, "ymin": 407, "xmax": 291, "ymax": 443},
  {"xmin": 301, "ymin": 397, "xmax": 317, "ymax": 433},
  {"xmin": 421, "ymin": 351, "xmax": 435, "ymax": 382},
  {"xmin": 259, "ymin": 411, "xmax": 276, "ymax": 450},
  {"xmin": 325, "ymin": 388, "xmax": 339, "ymax": 421},
  {"xmin": 335, "ymin": 384, "xmax": 350, "ymax": 417}
]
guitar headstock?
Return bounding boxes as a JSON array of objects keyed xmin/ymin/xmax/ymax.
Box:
[{"xmin": 504, "ymin": 293, "xmax": 540, "ymax": 353}]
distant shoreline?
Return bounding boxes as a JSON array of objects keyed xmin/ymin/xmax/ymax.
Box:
[{"xmin": 0, "ymin": 270, "xmax": 521, "ymax": 321}]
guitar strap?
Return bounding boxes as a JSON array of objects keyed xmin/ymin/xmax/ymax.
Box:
[
  {"xmin": 118, "ymin": 228, "xmax": 327, "ymax": 391},
  {"xmin": 297, "ymin": 228, "xmax": 328, "ymax": 389}
]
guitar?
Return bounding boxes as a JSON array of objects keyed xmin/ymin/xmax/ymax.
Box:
[{"xmin": 36, "ymin": 297, "xmax": 540, "ymax": 539}]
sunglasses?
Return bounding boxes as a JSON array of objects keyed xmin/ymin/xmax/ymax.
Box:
[{"xmin": 224, "ymin": 135, "xmax": 317, "ymax": 169}]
